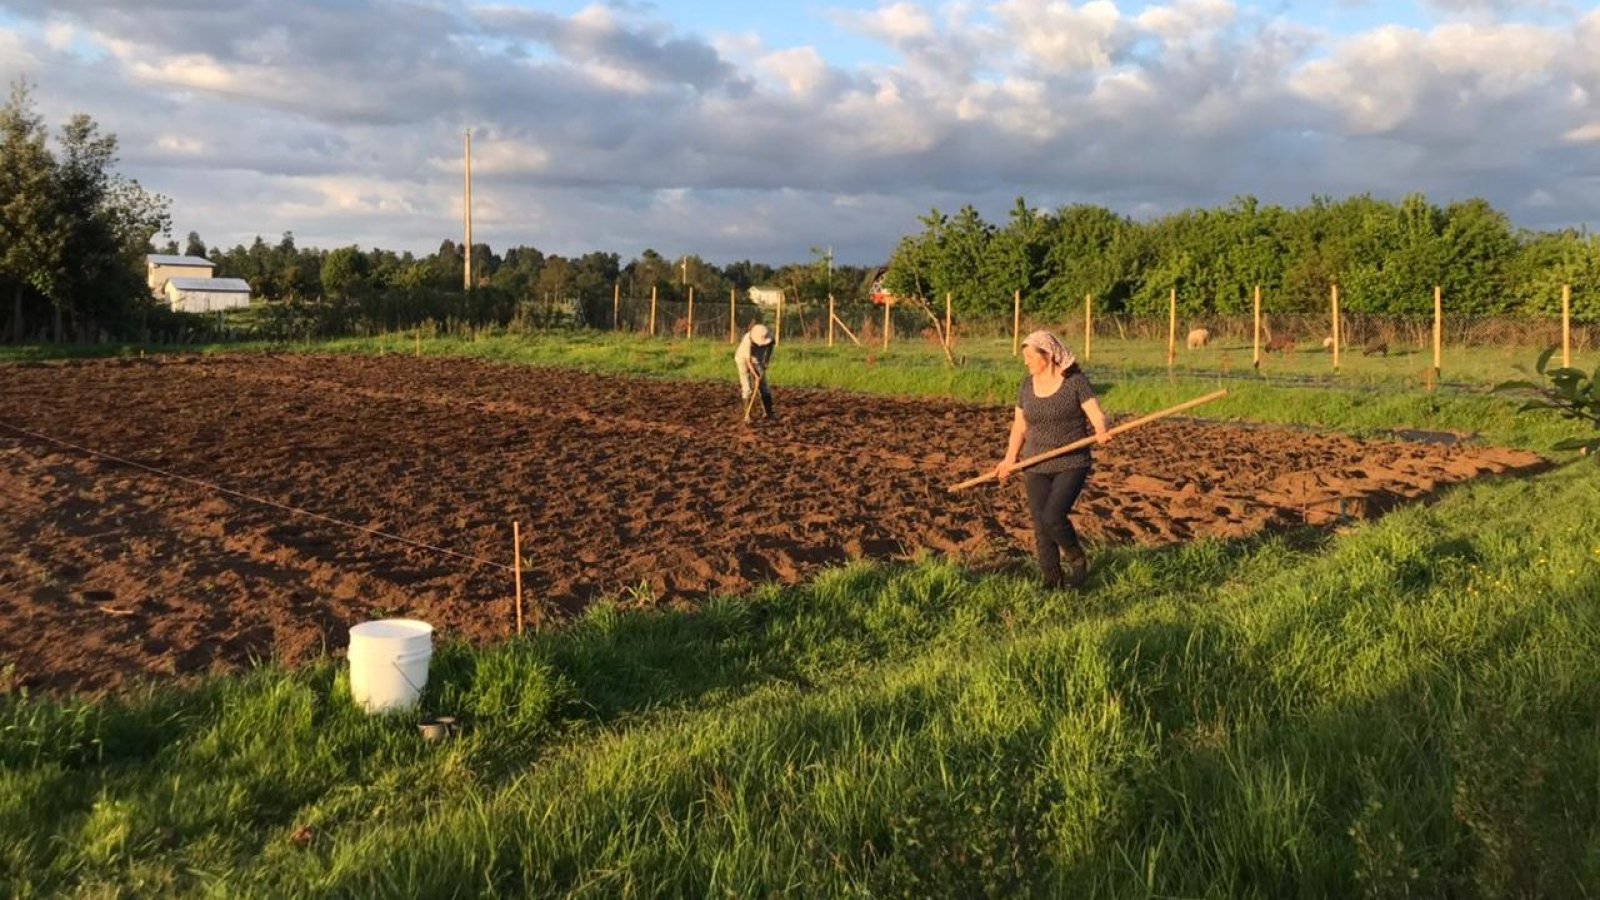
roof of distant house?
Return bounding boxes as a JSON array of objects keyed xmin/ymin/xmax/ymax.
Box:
[
  {"xmin": 167, "ymin": 277, "xmax": 250, "ymax": 292},
  {"xmin": 146, "ymin": 254, "xmax": 215, "ymax": 268}
]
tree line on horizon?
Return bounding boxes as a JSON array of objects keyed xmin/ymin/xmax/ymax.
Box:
[{"xmin": 881, "ymin": 195, "xmax": 1599, "ymax": 322}]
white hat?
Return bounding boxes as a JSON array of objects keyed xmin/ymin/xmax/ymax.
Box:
[{"xmin": 750, "ymin": 323, "xmax": 773, "ymax": 346}]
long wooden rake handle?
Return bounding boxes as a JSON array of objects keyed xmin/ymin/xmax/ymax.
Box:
[
  {"xmin": 743, "ymin": 369, "xmax": 765, "ymax": 421},
  {"xmin": 948, "ymin": 389, "xmax": 1229, "ymax": 492}
]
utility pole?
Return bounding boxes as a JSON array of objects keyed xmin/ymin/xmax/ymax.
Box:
[{"xmin": 463, "ymin": 129, "xmax": 473, "ymax": 292}]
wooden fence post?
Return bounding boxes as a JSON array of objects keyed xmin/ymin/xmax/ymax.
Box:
[
  {"xmin": 776, "ymin": 290, "xmax": 784, "ymax": 346},
  {"xmin": 1167, "ymin": 287, "xmax": 1177, "ymax": 370},
  {"xmin": 729, "ymin": 288, "xmax": 737, "ymax": 343},
  {"xmin": 828, "ymin": 294, "xmax": 836, "ymax": 347},
  {"xmin": 945, "ymin": 292, "xmax": 953, "ymax": 352},
  {"xmin": 1563, "ymin": 283, "xmax": 1572, "ymax": 368},
  {"xmin": 613, "ymin": 281, "xmax": 620, "ymax": 330},
  {"xmin": 1084, "ymin": 293, "xmax": 1092, "ymax": 361},
  {"xmin": 1330, "ymin": 283, "xmax": 1340, "ymax": 371},
  {"xmin": 883, "ymin": 300, "xmax": 891, "ymax": 351},
  {"xmin": 1012, "ymin": 289, "xmax": 1021, "ymax": 356},
  {"xmin": 1440, "ymin": 285, "xmax": 1452, "ymax": 373},
  {"xmin": 686, "ymin": 285, "xmax": 694, "ymax": 341},
  {"xmin": 649, "ymin": 285, "xmax": 657, "ymax": 337},
  {"xmin": 1252, "ymin": 284, "xmax": 1261, "ymax": 370}
]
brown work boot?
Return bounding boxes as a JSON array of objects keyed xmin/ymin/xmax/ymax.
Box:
[{"xmin": 1062, "ymin": 546, "xmax": 1089, "ymax": 589}]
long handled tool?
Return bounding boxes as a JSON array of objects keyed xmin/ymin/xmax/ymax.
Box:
[
  {"xmin": 948, "ymin": 389, "xmax": 1228, "ymax": 492},
  {"xmin": 743, "ymin": 369, "xmax": 765, "ymax": 422}
]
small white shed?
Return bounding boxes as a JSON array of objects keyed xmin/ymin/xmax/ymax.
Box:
[
  {"xmin": 748, "ymin": 286, "xmax": 784, "ymax": 308},
  {"xmin": 165, "ymin": 277, "xmax": 252, "ymax": 313}
]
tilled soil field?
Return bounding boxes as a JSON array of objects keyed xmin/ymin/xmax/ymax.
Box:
[{"xmin": 0, "ymin": 354, "xmax": 1545, "ymax": 692}]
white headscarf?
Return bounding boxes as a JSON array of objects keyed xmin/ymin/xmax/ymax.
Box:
[{"xmin": 1022, "ymin": 330, "xmax": 1077, "ymax": 371}]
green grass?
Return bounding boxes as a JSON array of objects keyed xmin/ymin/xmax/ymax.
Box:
[{"xmin": 3, "ymin": 330, "xmax": 1599, "ymax": 895}]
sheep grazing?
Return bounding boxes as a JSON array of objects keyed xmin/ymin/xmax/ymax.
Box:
[
  {"xmin": 1363, "ymin": 340, "xmax": 1388, "ymax": 357},
  {"xmin": 1265, "ymin": 336, "xmax": 1296, "ymax": 353},
  {"xmin": 1186, "ymin": 328, "xmax": 1211, "ymax": 349}
]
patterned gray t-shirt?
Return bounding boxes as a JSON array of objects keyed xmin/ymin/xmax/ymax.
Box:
[{"xmin": 1017, "ymin": 369, "xmax": 1096, "ymax": 473}]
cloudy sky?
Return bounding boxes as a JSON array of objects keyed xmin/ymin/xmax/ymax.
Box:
[{"xmin": 0, "ymin": 0, "xmax": 1594, "ymax": 264}]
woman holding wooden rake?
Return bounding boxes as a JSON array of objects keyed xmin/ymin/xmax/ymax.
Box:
[{"xmin": 995, "ymin": 330, "xmax": 1110, "ymax": 590}]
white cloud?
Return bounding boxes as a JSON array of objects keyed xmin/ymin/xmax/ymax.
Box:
[
  {"xmin": 0, "ymin": 0, "xmax": 1593, "ymax": 262},
  {"xmin": 1563, "ymin": 122, "xmax": 1600, "ymax": 143},
  {"xmin": 994, "ymin": 0, "xmax": 1125, "ymax": 73}
]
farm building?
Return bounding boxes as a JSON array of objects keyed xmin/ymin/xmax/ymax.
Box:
[
  {"xmin": 164, "ymin": 277, "xmax": 252, "ymax": 313},
  {"xmin": 748, "ymin": 285, "xmax": 784, "ymax": 308},
  {"xmin": 146, "ymin": 254, "xmax": 216, "ymax": 298}
]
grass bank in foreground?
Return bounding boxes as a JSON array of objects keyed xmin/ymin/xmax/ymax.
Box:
[{"xmin": 3, "ymin": 458, "xmax": 1598, "ymax": 896}]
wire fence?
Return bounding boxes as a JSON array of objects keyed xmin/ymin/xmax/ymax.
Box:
[{"xmin": 586, "ymin": 296, "xmax": 1597, "ymax": 354}]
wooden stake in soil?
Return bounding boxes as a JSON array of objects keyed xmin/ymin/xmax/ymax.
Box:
[
  {"xmin": 828, "ymin": 294, "xmax": 836, "ymax": 347},
  {"xmin": 649, "ymin": 285, "xmax": 658, "ymax": 338},
  {"xmin": 950, "ymin": 389, "xmax": 1229, "ymax": 492},
  {"xmin": 415, "ymin": 328, "xmax": 421, "ymax": 358},
  {"xmin": 1433, "ymin": 284, "xmax": 1443, "ymax": 375},
  {"xmin": 776, "ymin": 290, "xmax": 784, "ymax": 346},
  {"xmin": 1563, "ymin": 283, "xmax": 1572, "ymax": 368},
  {"xmin": 1331, "ymin": 283, "xmax": 1341, "ymax": 372},
  {"xmin": 1252, "ymin": 284, "xmax": 1261, "ymax": 370},
  {"xmin": 613, "ymin": 281, "xmax": 621, "ymax": 330},
  {"xmin": 729, "ymin": 287, "xmax": 737, "ymax": 343},
  {"xmin": 1012, "ymin": 289, "xmax": 1021, "ymax": 356},
  {"xmin": 883, "ymin": 299, "xmax": 891, "ymax": 351},
  {"xmin": 513, "ymin": 521, "xmax": 524, "ymax": 636},
  {"xmin": 686, "ymin": 286, "xmax": 695, "ymax": 341}
]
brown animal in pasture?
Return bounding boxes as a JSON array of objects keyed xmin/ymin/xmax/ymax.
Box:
[
  {"xmin": 1363, "ymin": 340, "xmax": 1388, "ymax": 357},
  {"xmin": 1186, "ymin": 328, "xmax": 1210, "ymax": 350},
  {"xmin": 1265, "ymin": 336, "xmax": 1296, "ymax": 354},
  {"xmin": 1321, "ymin": 336, "xmax": 1335, "ymax": 351}
]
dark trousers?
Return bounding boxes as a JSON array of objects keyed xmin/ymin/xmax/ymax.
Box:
[{"xmin": 1024, "ymin": 466, "xmax": 1090, "ymax": 587}]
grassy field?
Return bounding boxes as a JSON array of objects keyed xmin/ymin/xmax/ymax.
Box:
[{"xmin": 3, "ymin": 332, "xmax": 1599, "ymax": 896}]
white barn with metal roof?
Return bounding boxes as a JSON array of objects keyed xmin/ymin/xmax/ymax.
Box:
[
  {"xmin": 146, "ymin": 254, "xmax": 216, "ymax": 297},
  {"xmin": 164, "ymin": 277, "xmax": 252, "ymax": 313}
]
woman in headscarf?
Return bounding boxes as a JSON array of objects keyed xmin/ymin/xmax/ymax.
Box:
[{"xmin": 995, "ymin": 330, "xmax": 1110, "ymax": 589}]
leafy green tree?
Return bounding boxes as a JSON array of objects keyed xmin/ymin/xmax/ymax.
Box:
[
  {"xmin": 50, "ymin": 113, "xmax": 168, "ymax": 339},
  {"xmin": 0, "ymin": 80, "xmax": 58, "ymax": 341},
  {"xmin": 569, "ymin": 251, "xmax": 620, "ymax": 301},
  {"xmin": 321, "ymin": 246, "xmax": 370, "ymax": 299},
  {"xmin": 1040, "ymin": 204, "xmax": 1137, "ymax": 313}
]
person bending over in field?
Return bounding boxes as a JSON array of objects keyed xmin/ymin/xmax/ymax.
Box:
[
  {"xmin": 995, "ymin": 330, "xmax": 1111, "ymax": 590},
  {"xmin": 734, "ymin": 322, "xmax": 776, "ymax": 420}
]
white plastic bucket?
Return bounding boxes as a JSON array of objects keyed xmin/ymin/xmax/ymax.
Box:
[{"xmin": 348, "ymin": 619, "xmax": 434, "ymax": 714}]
